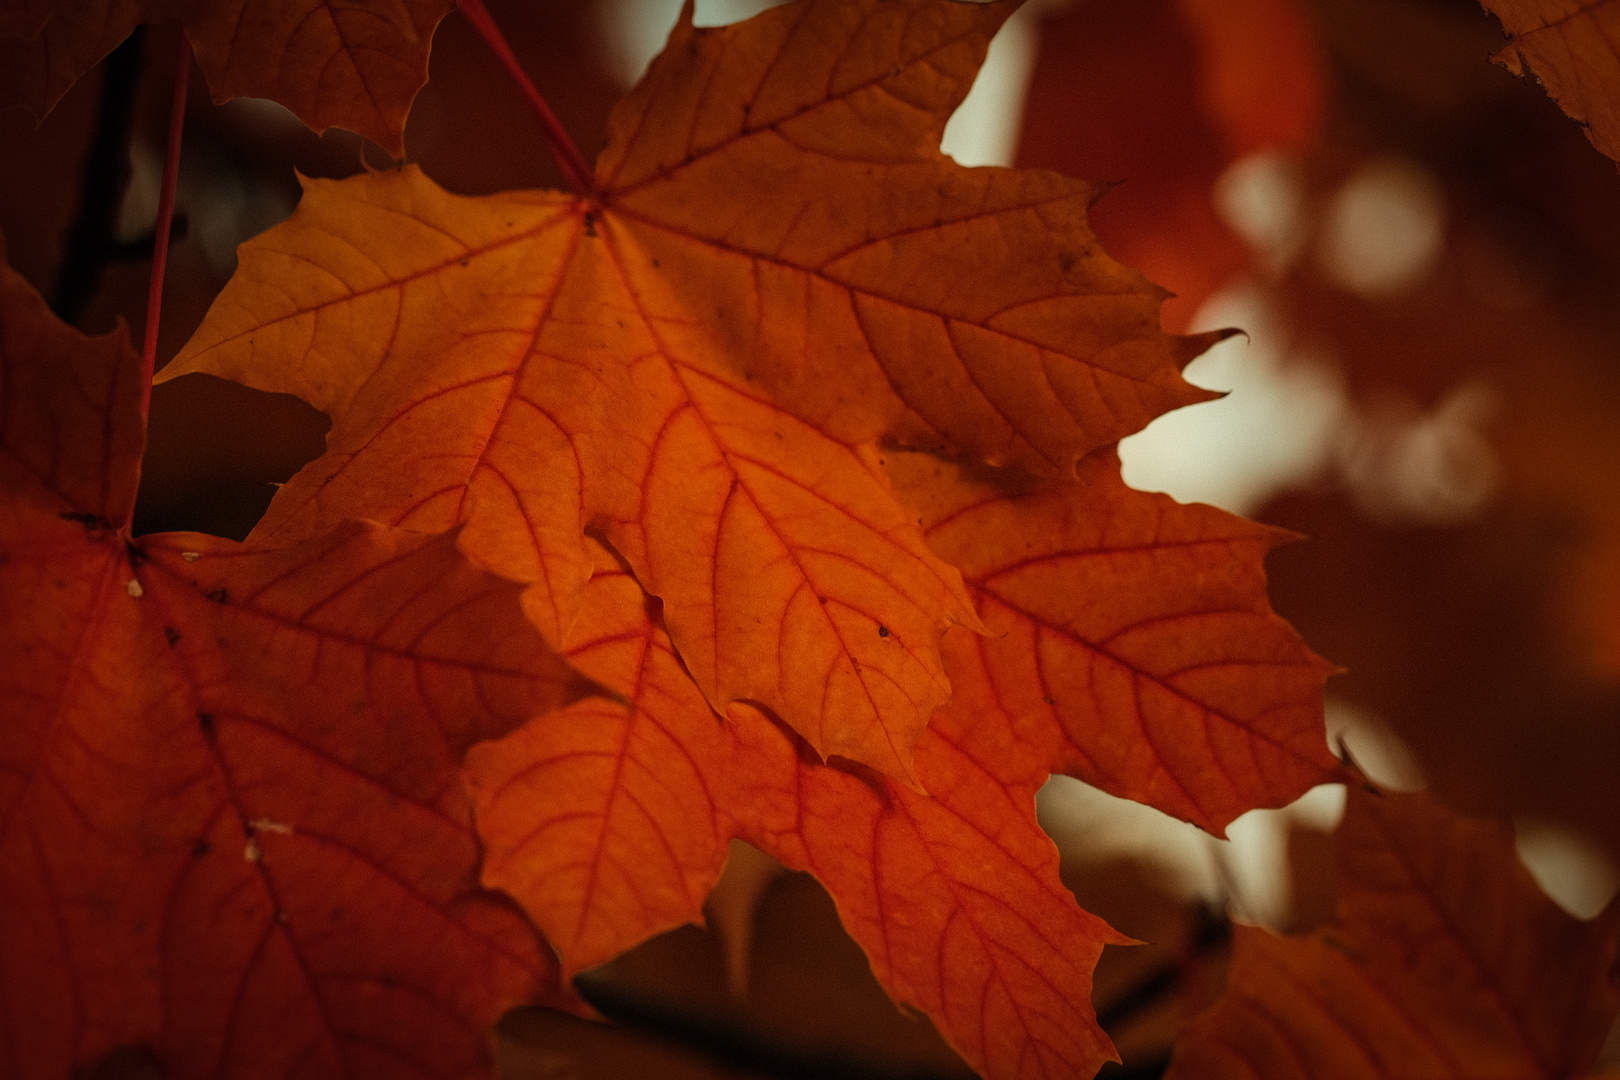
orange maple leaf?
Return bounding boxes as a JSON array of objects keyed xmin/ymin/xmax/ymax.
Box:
[
  {"xmin": 1165, "ymin": 785, "xmax": 1620, "ymax": 1079},
  {"xmin": 467, "ymin": 540, "xmax": 1133, "ymax": 1080},
  {"xmin": 887, "ymin": 449, "xmax": 1338, "ymax": 835},
  {"xmin": 0, "ymin": 0, "xmax": 450, "ymax": 155},
  {"xmin": 1483, "ymin": 0, "xmax": 1620, "ymax": 170},
  {"xmin": 465, "ymin": 442, "xmax": 1333, "ymax": 1078},
  {"xmin": 147, "ymin": 2, "xmax": 1338, "ymax": 1073},
  {"xmin": 0, "ymin": 250, "xmax": 583, "ymax": 1076},
  {"xmin": 160, "ymin": 0, "xmax": 1229, "ymax": 786}
]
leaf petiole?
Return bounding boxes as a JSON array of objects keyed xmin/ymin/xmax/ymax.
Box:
[
  {"xmin": 457, "ymin": 0, "xmax": 595, "ymax": 197},
  {"xmin": 136, "ymin": 32, "xmax": 191, "ymax": 456}
]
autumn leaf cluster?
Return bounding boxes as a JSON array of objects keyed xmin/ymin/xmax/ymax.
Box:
[{"xmin": 3, "ymin": 1, "xmax": 1619, "ymax": 1078}]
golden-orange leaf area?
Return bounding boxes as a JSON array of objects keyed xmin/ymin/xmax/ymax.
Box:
[
  {"xmin": 464, "ymin": 450, "xmax": 1333, "ymax": 1079},
  {"xmin": 0, "ymin": 251, "xmax": 583, "ymax": 1077},
  {"xmin": 890, "ymin": 450, "xmax": 1338, "ymax": 833},
  {"xmin": 155, "ymin": 1, "xmax": 1338, "ymax": 1075},
  {"xmin": 1166, "ymin": 786, "xmax": 1620, "ymax": 1080},
  {"xmin": 467, "ymin": 537, "xmax": 1132, "ymax": 1080},
  {"xmin": 1483, "ymin": 0, "xmax": 1620, "ymax": 168},
  {"xmin": 163, "ymin": 0, "xmax": 1238, "ymax": 787},
  {"xmin": 0, "ymin": 0, "xmax": 450, "ymax": 155}
]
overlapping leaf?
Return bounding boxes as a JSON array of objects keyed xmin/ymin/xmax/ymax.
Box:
[
  {"xmin": 468, "ymin": 546, "xmax": 1130, "ymax": 1080},
  {"xmin": 1165, "ymin": 785, "xmax": 1620, "ymax": 1079},
  {"xmin": 1483, "ymin": 0, "xmax": 1620, "ymax": 169},
  {"xmin": 0, "ymin": 0, "xmax": 450, "ymax": 155},
  {"xmin": 886, "ymin": 449, "xmax": 1339, "ymax": 834},
  {"xmin": 161, "ymin": 0, "xmax": 1225, "ymax": 785},
  {"xmin": 0, "ymin": 252, "xmax": 581, "ymax": 1078},
  {"xmin": 0, "ymin": 0, "xmax": 138, "ymax": 125},
  {"xmin": 148, "ymin": 2, "xmax": 1338, "ymax": 1074},
  {"xmin": 466, "ymin": 449, "xmax": 1334, "ymax": 1078},
  {"xmin": 467, "ymin": 539, "xmax": 734, "ymax": 975}
]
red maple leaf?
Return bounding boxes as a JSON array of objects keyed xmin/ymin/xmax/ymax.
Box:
[{"xmin": 0, "ymin": 248, "xmax": 585, "ymax": 1077}]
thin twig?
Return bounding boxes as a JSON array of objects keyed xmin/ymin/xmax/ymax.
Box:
[
  {"xmin": 574, "ymin": 973, "xmax": 964, "ymax": 1080},
  {"xmin": 53, "ymin": 27, "xmax": 146, "ymax": 325},
  {"xmin": 456, "ymin": 0, "xmax": 595, "ymax": 196}
]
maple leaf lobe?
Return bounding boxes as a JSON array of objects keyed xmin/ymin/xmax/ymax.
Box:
[
  {"xmin": 1167, "ymin": 786, "xmax": 1620, "ymax": 1079},
  {"xmin": 2, "ymin": 250, "xmax": 581, "ymax": 1077},
  {"xmin": 0, "ymin": 0, "xmax": 451, "ymax": 155},
  {"xmin": 164, "ymin": 173, "xmax": 983, "ymax": 785},
  {"xmin": 1, "ymin": 245, "xmax": 144, "ymax": 529},
  {"xmin": 1482, "ymin": 0, "xmax": 1620, "ymax": 169},
  {"xmin": 472, "ymin": 551, "xmax": 1132, "ymax": 1080},
  {"xmin": 603, "ymin": 0, "xmax": 1219, "ymax": 480},
  {"xmin": 167, "ymin": 0, "xmax": 1234, "ymax": 788},
  {"xmin": 885, "ymin": 449, "xmax": 1338, "ymax": 833}
]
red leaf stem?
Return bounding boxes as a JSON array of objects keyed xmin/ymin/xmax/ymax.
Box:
[
  {"xmin": 456, "ymin": 0, "xmax": 595, "ymax": 196},
  {"xmin": 136, "ymin": 32, "xmax": 190, "ymax": 460}
]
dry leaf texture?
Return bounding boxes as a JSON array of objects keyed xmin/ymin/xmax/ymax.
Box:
[{"xmin": 1483, "ymin": 0, "xmax": 1620, "ymax": 167}]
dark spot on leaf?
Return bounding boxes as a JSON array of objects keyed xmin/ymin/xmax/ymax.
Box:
[
  {"xmin": 878, "ymin": 625, "xmax": 889, "ymax": 638},
  {"xmin": 198, "ymin": 712, "xmax": 216, "ymax": 739},
  {"xmin": 192, "ymin": 837, "xmax": 210, "ymax": 857},
  {"xmin": 458, "ymin": 257, "xmax": 469, "ymax": 267},
  {"xmin": 164, "ymin": 627, "xmax": 179, "ymax": 646},
  {"xmin": 583, "ymin": 212, "xmax": 597, "ymax": 238},
  {"xmin": 1043, "ymin": 696, "xmax": 1055, "ymax": 706},
  {"xmin": 206, "ymin": 588, "xmax": 228, "ymax": 604},
  {"xmin": 652, "ymin": 257, "xmax": 660, "ymax": 269}
]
